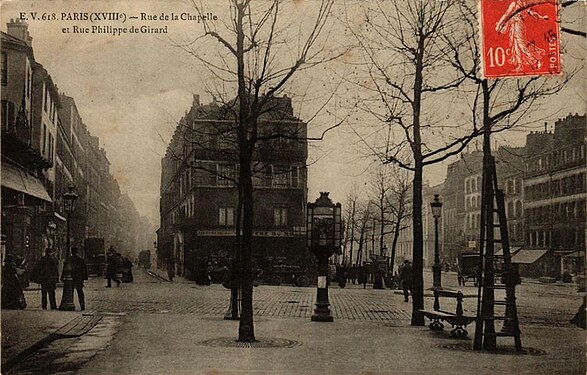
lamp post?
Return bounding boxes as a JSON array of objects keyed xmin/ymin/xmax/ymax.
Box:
[
  {"xmin": 430, "ymin": 194, "xmax": 443, "ymax": 290},
  {"xmin": 59, "ymin": 186, "xmax": 78, "ymax": 311},
  {"xmin": 307, "ymin": 192, "xmax": 342, "ymax": 322}
]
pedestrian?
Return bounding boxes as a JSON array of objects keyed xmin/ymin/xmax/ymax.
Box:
[
  {"xmin": 337, "ymin": 264, "xmax": 347, "ymax": 288},
  {"xmin": 570, "ymin": 296, "xmax": 586, "ymax": 329},
  {"xmin": 358, "ymin": 265, "xmax": 368, "ymax": 289},
  {"xmin": 1, "ymin": 254, "xmax": 27, "ymax": 309},
  {"xmin": 71, "ymin": 247, "xmax": 88, "ymax": 310},
  {"xmin": 121, "ymin": 257, "xmax": 134, "ymax": 283},
  {"xmin": 14, "ymin": 255, "xmax": 28, "ymax": 288},
  {"xmin": 399, "ymin": 259, "xmax": 413, "ymax": 302},
  {"xmin": 167, "ymin": 260, "xmax": 175, "ymax": 282},
  {"xmin": 457, "ymin": 262, "xmax": 464, "ymax": 286},
  {"xmin": 31, "ymin": 248, "xmax": 59, "ymax": 309},
  {"xmin": 105, "ymin": 247, "xmax": 120, "ymax": 287}
]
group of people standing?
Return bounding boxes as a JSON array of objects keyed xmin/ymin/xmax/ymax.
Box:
[
  {"xmin": 1, "ymin": 247, "xmax": 88, "ymax": 310},
  {"xmin": 105, "ymin": 246, "xmax": 134, "ymax": 287},
  {"xmin": 2, "ymin": 245, "xmax": 135, "ymax": 311}
]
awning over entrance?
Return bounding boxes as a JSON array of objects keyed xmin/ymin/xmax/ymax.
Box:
[
  {"xmin": 495, "ymin": 246, "xmax": 522, "ymax": 256},
  {"xmin": 1, "ymin": 162, "xmax": 52, "ymax": 202},
  {"xmin": 511, "ymin": 249, "xmax": 548, "ymax": 264},
  {"xmin": 562, "ymin": 251, "xmax": 585, "ymax": 258}
]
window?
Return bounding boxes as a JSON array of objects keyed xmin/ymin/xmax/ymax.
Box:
[
  {"xmin": 274, "ymin": 207, "xmax": 288, "ymax": 226},
  {"xmin": 272, "ymin": 165, "xmax": 290, "ymax": 187},
  {"xmin": 1, "ymin": 52, "xmax": 6, "ymax": 85},
  {"xmin": 219, "ymin": 207, "xmax": 234, "ymax": 226},
  {"xmin": 217, "ymin": 131, "xmax": 236, "ymax": 149},
  {"xmin": 1, "ymin": 100, "xmax": 14, "ymax": 132},
  {"xmin": 217, "ymin": 164, "xmax": 237, "ymax": 187},
  {"xmin": 42, "ymin": 124, "xmax": 47, "ymax": 155},
  {"xmin": 291, "ymin": 166, "xmax": 300, "ymax": 188}
]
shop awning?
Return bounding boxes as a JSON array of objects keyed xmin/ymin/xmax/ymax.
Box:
[
  {"xmin": 1, "ymin": 162, "xmax": 52, "ymax": 202},
  {"xmin": 511, "ymin": 249, "xmax": 548, "ymax": 264},
  {"xmin": 563, "ymin": 251, "xmax": 585, "ymax": 258},
  {"xmin": 495, "ymin": 246, "xmax": 522, "ymax": 256}
]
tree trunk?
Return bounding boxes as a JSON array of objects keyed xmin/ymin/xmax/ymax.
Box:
[
  {"xmin": 235, "ymin": 1, "xmax": 255, "ymax": 342},
  {"xmin": 238, "ymin": 154, "xmax": 255, "ymax": 342},
  {"xmin": 411, "ymin": 35, "xmax": 425, "ymax": 327},
  {"xmin": 390, "ymin": 216, "xmax": 401, "ymax": 276},
  {"xmin": 411, "ymin": 161, "xmax": 425, "ymax": 326},
  {"xmin": 380, "ymin": 200, "xmax": 385, "ymax": 256},
  {"xmin": 349, "ymin": 200, "xmax": 356, "ymax": 266}
]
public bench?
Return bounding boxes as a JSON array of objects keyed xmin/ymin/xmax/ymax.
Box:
[{"xmin": 419, "ymin": 289, "xmax": 476, "ymax": 338}]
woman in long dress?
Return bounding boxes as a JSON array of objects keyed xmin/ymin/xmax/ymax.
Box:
[
  {"xmin": 495, "ymin": 0, "xmax": 549, "ymax": 72},
  {"xmin": 2, "ymin": 254, "xmax": 27, "ymax": 309}
]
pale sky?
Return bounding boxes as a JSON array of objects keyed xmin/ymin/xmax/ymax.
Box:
[{"xmin": 1, "ymin": 0, "xmax": 584, "ymax": 227}]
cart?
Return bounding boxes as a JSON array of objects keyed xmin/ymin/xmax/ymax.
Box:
[{"xmin": 458, "ymin": 253, "xmax": 480, "ymax": 286}]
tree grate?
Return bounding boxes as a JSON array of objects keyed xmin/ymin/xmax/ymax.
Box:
[
  {"xmin": 200, "ymin": 337, "xmax": 301, "ymax": 348},
  {"xmin": 436, "ymin": 342, "xmax": 547, "ymax": 356}
]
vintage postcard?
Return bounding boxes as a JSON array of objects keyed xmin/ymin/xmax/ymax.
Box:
[{"xmin": 1, "ymin": 1, "xmax": 585, "ymax": 374}]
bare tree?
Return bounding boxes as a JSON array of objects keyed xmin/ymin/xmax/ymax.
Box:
[
  {"xmin": 354, "ymin": 199, "xmax": 374, "ymax": 267},
  {"xmin": 347, "ymin": 0, "xmax": 483, "ymax": 326},
  {"xmin": 386, "ymin": 168, "xmax": 411, "ymax": 276},
  {"xmin": 369, "ymin": 165, "xmax": 392, "ymax": 256},
  {"xmin": 342, "ymin": 188, "xmax": 360, "ymax": 266},
  {"xmin": 179, "ymin": 0, "xmax": 344, "ymax": 342}
]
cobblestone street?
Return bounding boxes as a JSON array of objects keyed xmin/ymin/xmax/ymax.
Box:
[
  {"xmin": 6, "ymin": 268, "xmax": 584, "ymax": 375},
  {"xmin": 20, "ymin": 268, "xmax": 583, "ymax": 327}
]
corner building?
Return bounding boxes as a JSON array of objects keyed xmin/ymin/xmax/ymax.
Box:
[{"xmin": 158, "ymin": 95, "xmax": 308, "ymax": 280}]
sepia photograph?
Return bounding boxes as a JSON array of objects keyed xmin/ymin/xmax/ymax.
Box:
[{"xmin": 0, "ymin": 0, "xmax": 585, "ymax": 374}]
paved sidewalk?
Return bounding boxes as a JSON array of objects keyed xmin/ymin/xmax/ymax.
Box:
[
  {"xmin": 75, "ymin": 312, "xmax": 586, "ymax": 375},
  {"xmin": 1, "ymin": 309, "xmax": 80, "ymax": 371}
]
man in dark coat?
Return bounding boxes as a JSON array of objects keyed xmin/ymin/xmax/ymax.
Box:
[
  {"xmin": 32, "ymin": 248, "xmax": 59, "ymax": 309},
  {"xmin": 105, "ymin": 247, "xmax": 120, "ymax": 287},
  {"xmin": 71, "ymin": 247, "xmax": 88, "ymax": 310},
  {"xmin": 399, "ymin": 259, "xmax": 413, "ymax": 302}
]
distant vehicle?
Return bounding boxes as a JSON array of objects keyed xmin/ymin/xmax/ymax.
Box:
[
  {"xmin": 84, "ymin": 238, "xmax": 105, "ymax": 276},
  {"xmin": 138, "ymin": 250, "xmax": 151, "ymax": 269},
  {"xmin": 458, "ymin": 253, "xmax": 480, "ymax": 286}
]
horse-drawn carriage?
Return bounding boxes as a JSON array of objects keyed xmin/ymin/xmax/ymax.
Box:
[{"xmin": 457, "ymin": 253, "xmax": 480, "ymax": 286}]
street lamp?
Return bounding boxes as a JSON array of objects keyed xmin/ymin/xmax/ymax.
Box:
[
  {"xmin": 430, "ymin": 194, "xmax": 443, "ymax": 290},
  {"xmin": 307, "ymin": 192, "xmax": 342, "ymax": 322},
  {"xmin": 59, "ymin": 186, "xmax": 78, "ymax": 311}
]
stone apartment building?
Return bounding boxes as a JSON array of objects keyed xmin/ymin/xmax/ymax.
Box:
[
  {"xmin": 157, "ymin": 95, "xmax": 308, "ymax": 279},
  {"xmin": 1, "ymin": 19, "xmax": 150, "ymax": 273},
  {"xmin": 441, "ymin": 146, "xmax": 524, "ymax": 267},
  {"xmin": 523, "ymin": 114, "xmax": 586, "ymax": 278}
]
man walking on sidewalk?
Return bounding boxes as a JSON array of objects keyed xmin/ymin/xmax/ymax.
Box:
[
  {"xmin": 31, "ymin": 248, "xmax": 59, "ymax": 310},
  {"xmin": 105, "ymin": 247, "xmax": 120, "ymax": 288},
  {"xmin": 399, "ymin": 259, "xmax": 413, "ymax": 303},
  {"xmin": 71, "ymin": 247, "xmax": 88, "ymax": 310}
]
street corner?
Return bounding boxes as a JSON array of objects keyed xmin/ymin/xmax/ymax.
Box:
[
  {"xmin": 1, "ymin": 309, "xmax": 82, "ymax": 372},
  {"xmin": 6, "ymin": 312, "xmax": 124, "ymax": 375}
]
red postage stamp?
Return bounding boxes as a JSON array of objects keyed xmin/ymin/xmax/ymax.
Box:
[{"xmin": 480, "ymin": 0, "xmax": 561, "ymax": 78}]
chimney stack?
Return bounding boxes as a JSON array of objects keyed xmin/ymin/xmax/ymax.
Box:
[{"xmin": 7, "ymin": 18, "xmax": 32, "ymax": 47}]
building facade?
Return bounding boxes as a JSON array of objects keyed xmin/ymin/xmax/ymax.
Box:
[
  {"xmin": 1, "ymin": 20, "xmax": 53, "ymax": 274},
  {"xmin": 2, "ymin": 20, "xmax": 153, "ymax": 274},
  {"xmin": 441, "ymin": 146, "xmax": 525, "ymax": 268},
  {"xmin": 523, "ymin": 114, "xmax": 586, "ymax": 278},
  {"xmin": 158, "ymin": 95, "xmax": 309, "ymax": 279}
]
